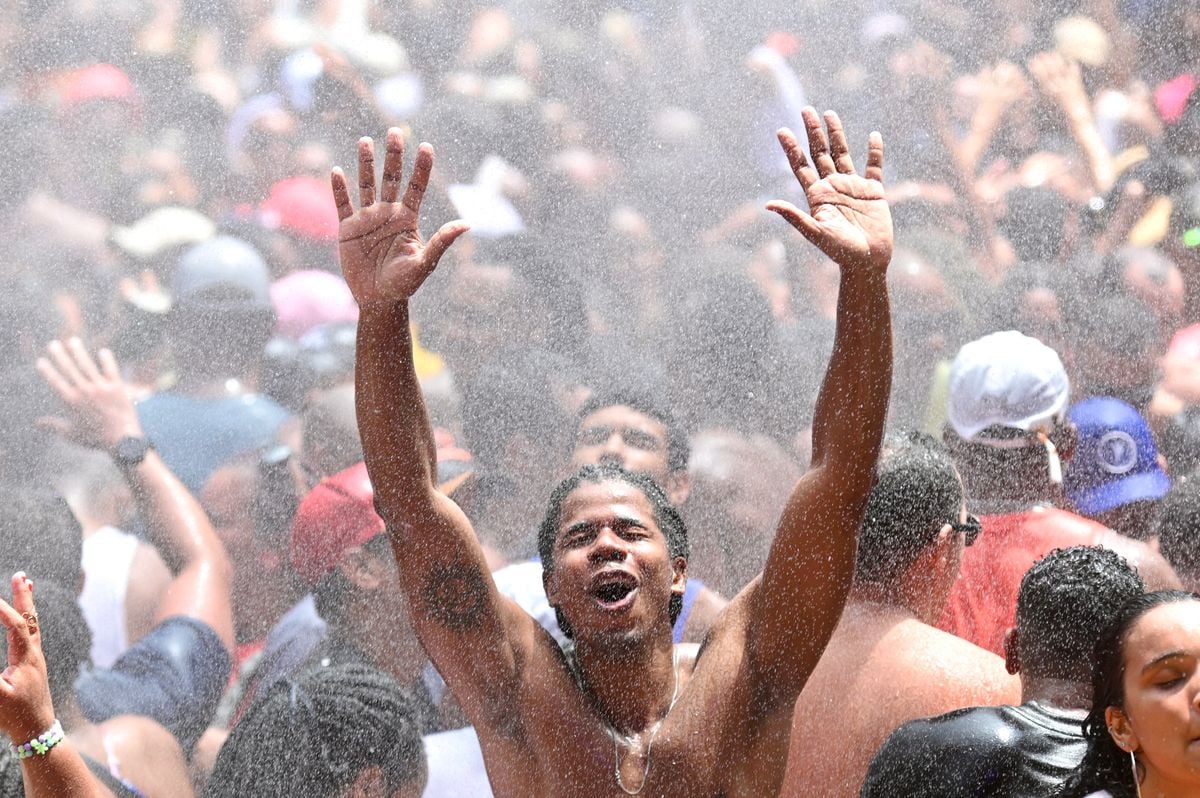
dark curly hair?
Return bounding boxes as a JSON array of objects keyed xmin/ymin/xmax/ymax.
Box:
[
  {"xmin": 206, "ymin": 664, "xmax": 426, "ymax": 798},
  {"xmin": 1016, "ymin": 546, "xmax": 1145, "ymax": 682},
  {"xmin": 538, "ymin": 464, "xmax": 689, "ymax": 639},
  {"xmin": 854, "ymin": 430, "xmax": 961, "ymax": 586},
  {"xmin": 1055, "ymin": 590, "xmax": 1200, "ymax": 798}
]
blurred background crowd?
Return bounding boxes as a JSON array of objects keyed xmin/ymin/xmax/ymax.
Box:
[{"xmin": 1, "ymin": 0, "xmax": 1200, "ymax": 796}]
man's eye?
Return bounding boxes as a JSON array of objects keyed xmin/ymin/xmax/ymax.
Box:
[
  {"xmin": 623, "ymin": 431, "xmax": 660, "ymax": 450},
  {"xmin": 578, "ymin": 428, "xmax": 610, "ymax": 445}
]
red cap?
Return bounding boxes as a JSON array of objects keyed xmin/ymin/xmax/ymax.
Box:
[
  {"xmin": 259, "ymin": 176, "xmax": 340, "ymax": 243},
  {"xmin": 61, "ymin": 64, "xmax": 136, "ymax": 106},
  {"xmin": 1155, "ymin": 73, "xmax": 1197, "ymax": 125},
  {"xmin": 289, "ymin": 462, "xmax": 384, "ymax": 587}
]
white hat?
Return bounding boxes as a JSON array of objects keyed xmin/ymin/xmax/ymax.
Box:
[
  {"xmin": 947, "ymin": 330, "xmax": 1070, "ymax": 445},
  {"xmin": 111, "ymin": 207, "xmax": 215, "ymax": 260}
]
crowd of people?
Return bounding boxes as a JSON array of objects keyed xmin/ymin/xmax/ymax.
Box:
[{"xmin": 1, "ymin": 0, "xmax": 1200, "ymax": 796}]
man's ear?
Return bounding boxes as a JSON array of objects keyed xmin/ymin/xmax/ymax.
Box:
[
  {"xmin": 666, "ymin": 472, "xmax": 691, "ymax": 506},
  {"xmin": 337, "ymin": 546, "xmax": 384, "ymax": 591},
  {"xmin": 1106, "ymin": 706, "xmax": 1139, "ymax": 753},
  {"xmin": 1003, "ymin": 628, "xmax": 1021, "ymax": 675},
  {"xmin": 672, "ymin": 556, "xmax": 688, "ymax": 596},
  {"xmin": 345, "ymin": 764, "xmax": 387, "ymax": 798},
  {"xmin": 542, "ymin": 561, "xmax": 559, "ymax": 607},
  {"xmin": 1052, "ymin": 421, "xmax": 1078, "ymax": 462}
]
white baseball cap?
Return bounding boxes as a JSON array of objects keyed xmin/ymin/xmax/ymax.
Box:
[{"xmin": 947, "ymin": 330, "xmax": 1070, "ymax": 445}]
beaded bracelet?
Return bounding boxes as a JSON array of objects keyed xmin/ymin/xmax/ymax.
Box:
[{"xmin": 9, "ymin": 719, "xmax": 65, "ymax": 760}]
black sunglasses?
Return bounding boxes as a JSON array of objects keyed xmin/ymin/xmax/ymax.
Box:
[{"xmin": 949, "ymin": 514, "xmax": 983, "ymax": 547}]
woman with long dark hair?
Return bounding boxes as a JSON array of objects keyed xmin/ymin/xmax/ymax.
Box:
[{"xmin": 1056, "ymin": 590, "xmax": 1200, "ymax": 798}]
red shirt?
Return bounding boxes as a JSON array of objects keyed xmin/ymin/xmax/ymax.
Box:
[{"xmin": 939, "ymin": 507, "xmax": 1110, "ymax": 656}]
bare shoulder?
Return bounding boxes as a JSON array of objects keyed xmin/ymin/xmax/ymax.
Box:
[
  {"xmin": 96, "ymin": 715, "xmax": 195, "ymax": 798},
  {"xmin": 901, "ymin": 623, "xmax": 1020, "ymax": 703},
  {"xmin": 99, "ymin": 714, "xmax": 186, "ymax": 757},
  {"xmin": 1095, "ymin": 529, "xmax": 1181, "ymax": 590},
  {"xmin": 679, "ymin": 586, "xmax": 729, "ymax": 644}
]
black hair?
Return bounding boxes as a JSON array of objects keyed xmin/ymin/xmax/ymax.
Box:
[
  {"xmin": 1016, "ymin": 547, "xmax": 1145, "ymax": 682},
  {"xmin": 1155, "ymin": 477, "xmax": 1200, "ymax": 581},
  {"xmin": 167, "ymin": 306, "xmax": 276, "ymax": 381},
  {"xmin": 1056, "ymin": 591, "xmax": 1200, "ymax": 798},
  {"xmin": 987, "ymin": 260, "xmax": 1067, "ymax": 341},
  {"xmin": 997, "ymin": 186, "xmax": 1071, "ymax": 262},
  {"xmin": 1063, "ymin": 291, "xmax": 1161, "ymax": 364},
  {"xmin": 538, "ymin": 464, "xmax": 689, "ymax": 639},
  {"xmin": 0, "ymin": 580, "xmax": 91, "ymax": 712},
  {"xmin": 0, "ymin": 488, "xmax": 83, "ymax": 588},
  {"xmin": 206, "ymin": 664, "xmax": 426, "ymax": 798},
  {"xmin": 854, "ymin": 431, "xmax": 962, "ymax": 586},
  {"xmin": 576, "ymin": 389, "xmax": 690, "ymax": 476}
]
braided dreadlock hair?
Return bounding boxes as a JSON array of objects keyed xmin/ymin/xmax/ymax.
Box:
[{"xmin": 205, "ymin": 664, "xmax": 426, "ymax": 798}]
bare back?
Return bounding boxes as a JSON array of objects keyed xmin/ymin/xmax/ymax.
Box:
[{"xmin": 781, "ymin": 602, "xmax": 1019, "ymax": 797}]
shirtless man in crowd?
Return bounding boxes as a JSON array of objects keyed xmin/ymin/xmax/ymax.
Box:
[{"xmin": 331, "ymin": 106, "xmax": 892, "ymax": 796}]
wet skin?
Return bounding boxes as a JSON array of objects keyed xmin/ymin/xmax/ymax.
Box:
[
  {"xmin": 1116, "ymin": 601, "xmax": 1200, "ymax": 795},
  {"xmin": 437, "ymin": 479, "xmax": 798, "ymax": 798}
]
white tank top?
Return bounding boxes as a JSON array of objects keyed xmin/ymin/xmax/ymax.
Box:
[{"xmin": 80, "ymin": 526, "xmax": 139, "ymax": 668}]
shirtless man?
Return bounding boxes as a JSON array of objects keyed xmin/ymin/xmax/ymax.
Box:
[
  {"xmin": 331, "ymin": 106, "xmax": 892, "ymax": 797},
  {"xmin": 782, "ymin": 432, "xmax": 1019, "ymax": 797}
]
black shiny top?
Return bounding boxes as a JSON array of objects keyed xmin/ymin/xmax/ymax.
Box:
[{"xmin": 861, "ymin": 702, "xmax": 1088, "ymax": 798}]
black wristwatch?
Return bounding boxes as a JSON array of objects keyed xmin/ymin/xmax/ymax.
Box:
[{"xmin": 111, "ymin": 436, "xmax": 154, "ymax": 467}]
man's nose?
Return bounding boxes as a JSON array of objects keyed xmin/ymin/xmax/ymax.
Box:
[
  {"xmin": 588, "ymin": 526, "xmax": 627, "ymax": 561},
  {"xmin": 600, "ymin": 433, "xmax": 627, "ymax": 463}
]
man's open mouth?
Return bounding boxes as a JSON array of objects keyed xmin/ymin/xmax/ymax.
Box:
[{"xmin": 589, "ymin": 571, "xmax": 639, "ymax": 610}]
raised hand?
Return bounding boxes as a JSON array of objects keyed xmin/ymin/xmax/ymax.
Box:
[
  {"xmin": 1027, "ymin": 51, "xmax": 1087, "ymax": 110},
  {"xmin": 331, "ymin": 129, "xmax": 469, "ymax": 307},
  {"xmin": 0, "ymin": 573, "xmax": 55, "ymax": 745},
  {"xmin": 767, "ymin": 108, "xmax": 893, "ymax": 274},
  {"xmin": 35, "ymin": 339, "xmax": 143, "ymax": 451}
]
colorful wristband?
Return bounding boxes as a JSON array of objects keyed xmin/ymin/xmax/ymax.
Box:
[{"xmin": 9, "ymin": 719, "xmax": 65, "ymax": 760}]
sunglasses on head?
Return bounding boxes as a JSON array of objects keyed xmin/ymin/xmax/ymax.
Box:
[{"xmin": 949, "ymin": 514, "xmax": 983, "ymax": 547}]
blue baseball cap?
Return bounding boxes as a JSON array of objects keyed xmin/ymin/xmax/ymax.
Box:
[{"xmin": 1064, "ymin": 397, "xmax": 1170, "ymax": 515}]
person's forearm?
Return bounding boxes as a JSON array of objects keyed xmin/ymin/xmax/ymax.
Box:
[
  {"xmin": 809, "ymin": 268, "xmax": 892, "ymax": 477},
  {"xmin": 118, "ymin": 453, "xmax": 234, "ymax": 651},
  {"xmin": 354, "ymin": 301, "xmax": 439, "ymax": 516},
  {"xmin": 957, "ymin": 100, "xmax": 1005, "ymax": 176},
  {"xmin": 119, "ymin": 454, "xmax": 215, "ymax": 574},
  {"xmin": 20, "ymin": 743, "xmax": 116, "ymax": 798},
  {"xmin": 1064, "ymin": 103, "xmax": 1115, "ymax": 193}
]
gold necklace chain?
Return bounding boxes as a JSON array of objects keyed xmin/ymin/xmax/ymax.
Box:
[
  {"xmin": 566, "ymin": 646, "xmax": 681, "ymax": 796},
  {"xmin": 608, "ymin": 648, "xmax": 681, "ymax": 795}
]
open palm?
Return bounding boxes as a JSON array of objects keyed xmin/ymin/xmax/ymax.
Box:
[
  {"xmin": 767, "ymin": 108, "xmax": 893, "ymax": 274},
  {"xmin": 331, "ymin": 129, "xmax": 468, "ymax": 307}
]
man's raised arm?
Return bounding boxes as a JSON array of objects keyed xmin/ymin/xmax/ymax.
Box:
[
  {"xmin": 333, "ymin": 130, "xmax": 531, "ymax": 724},
  {"xmin": 748, "ymin": 108, "xmax": 894, "ymax": 710}
]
